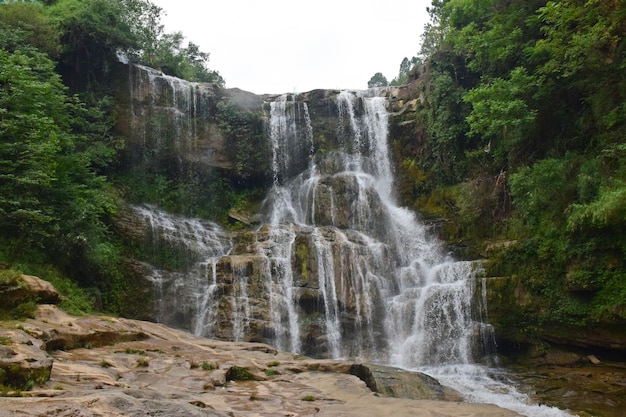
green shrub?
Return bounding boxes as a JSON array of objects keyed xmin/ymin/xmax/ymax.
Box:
[{"xmin": 225, "ymin": 366, "xmax": 254, "ymax": 381}]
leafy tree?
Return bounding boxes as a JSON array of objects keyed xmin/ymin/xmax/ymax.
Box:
[
  {"xmin": 0, "ymin": 32, "xmax": 65, "ymax": 245},
  {"xmin": 464, "ymin": 67, "xmax": 538, "ymax": 168},
  {"xmin": 0, "ymin": 25, "xmax": 119, "ymax": 283},
  {"xmin": 145, "ymin": 31, "xmax": 224, "ymax": 84},
  {"xmin": 536, "ymin": 0, "xmax": 626, "ymax": 132},
  {"xmin": 367, "ymin": 72, "xmax": 388, "ymax": 88},
  {"xmin": 389, "ymin": 56, "xmax": 421, "ymax": 86},
  {"xmin": 47, "ymin": 0, "xmax": 142, "ymax": 91},
  {"xmin": 45, "ymin": 0, "xmax": 223, "ymax": 91},
  {"xmin": 421, "ymin": 71, "xmax": 471, "ymax": 183},
  {"xmin": 0, "ymin": 1, "xmax": 60, "ymax": 57}
]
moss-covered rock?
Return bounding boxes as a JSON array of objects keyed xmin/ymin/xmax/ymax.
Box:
[{"xmin": 483, "ymin": 275, "xmax": 540, "ymax": 353}]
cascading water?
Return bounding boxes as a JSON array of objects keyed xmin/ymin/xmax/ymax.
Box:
[
  {"xmin": 260, "ymin": 91, "xmax": 481, "ymax": 365},
  {"xmin": 129, "ymin": 65, "xmax": 198, "ymax": 165},
  {"xmin": 257, "ymin": 90, "xmax": 574, "ymax": 416},
  {"xmin": 131, "ymin": 78, "xmax": 574, "ymax": 416},
  {"xmin": 131, "ymin": 205, "xmax": 233, "ymax": 336}
]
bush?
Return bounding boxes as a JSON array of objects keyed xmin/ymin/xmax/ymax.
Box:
[{"xmin": 225, "ymin": 366, "xmax": 254, "ymax": 381}]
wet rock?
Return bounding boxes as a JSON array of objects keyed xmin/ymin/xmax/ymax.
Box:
[
  {"xmin": 349, "ymin": 364, "xmax": 463, "ymax": 401},
  {"xmin": 588, "ymin": 354, "xmax": 601, "ymax": 365},
  {"xmin": 512, "ymin": 362, "xmax": 626, "ymax": 417}
]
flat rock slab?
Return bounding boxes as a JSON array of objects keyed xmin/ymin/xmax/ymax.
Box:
[{"xmin": 0, "ymin": 305, "xmax": 522, "ymax": 416}]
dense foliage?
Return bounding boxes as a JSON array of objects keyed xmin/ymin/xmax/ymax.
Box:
[
  {"xmin": 0, "ymin": 0, "xmax": 223, "ymax": 314},
  {"xmin": 400, "ymin": 0, "xmax": 626, "ymax": 340}
]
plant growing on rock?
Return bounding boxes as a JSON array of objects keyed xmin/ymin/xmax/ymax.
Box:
[
  {"xmin": 225, "ymin": 366, "xmax": 254, "ymax": 381},
  {"xmin": 201, "ymin": 361, "xmax": 216, "ymax": 371}
]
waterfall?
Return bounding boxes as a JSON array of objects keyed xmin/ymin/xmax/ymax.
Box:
[
  {"xmin": 133, "ymin": 89, "xmax": 493, "ymax": 364},
  {"xmin": 127, "ymin": 64, "xmax": 216, "ymax": 181},
  {"xmin": 130, "ymin": 82, "xmax": 573, "ymax": 416},
  {"xmin": 129, "ymin": 65, "xmax": 193, "ymax": 160},
  {"xmin": 131, "ymin": 205, "xmax": 233, "ymax": 336},
  {"xmin": 259, "ymin": 90, "xmax": 490, "ymax": 365}
]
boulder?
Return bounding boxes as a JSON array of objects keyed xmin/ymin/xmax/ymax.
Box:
[
  {"xmin": 349, "ymin": 364, "xmax": 463, "ymax": 401},
  {"xmin": 0, "ymin": 328, "xmax": 53, "ymax": 390},
  {"xmin": 20, "ymin": 275, "xmax": 61, "ymax": 304}
]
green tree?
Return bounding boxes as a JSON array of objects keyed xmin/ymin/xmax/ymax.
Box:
[
  {"xmin": 0, "ymin": 1, "xmax": 60, "ymax": 57},
  {"xmin": 0, "ymin": 34, "xmax": 64, "ymax": 245},
  {"xmin": 464, "ymin": 67, "xmax": 538, "ymax": 168},
  {"xmin": 0, "ymin": 25, "xmax": 118, "ymax": 271},
  {"xmin": 47, "ymin": 0, "xmax": 144, "ymax": 91},
  {"xmin": 145, "ymin": 31, "xmax": 224, "ymax": 84},
  {"xmin": 536, "ymin": 0, "xmax": 626, "ymax": 131},
  {"xmin": 367, "ymin": 72, "xmax": 389, "ymax": 88},
  {"xmin": 389, "ymin": 56, "xmax": 421, "ymax": 86}
]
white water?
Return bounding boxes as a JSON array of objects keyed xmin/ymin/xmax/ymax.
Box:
[
  {"xmin": 260, "ymin": 90, "xmax": 575, "ymax": 416},
  {"xmin": 263, "ymin": 91, "xmax": 463, "ymax": 361},
  {"xmin": 131, "ymin": 205, "xmax": 233, "ymax": 336},
  {"xmin": 131, "ymin": 79, "xmax": 575, "ymax": 416},
  {"xmin": 128, "ymin": 64, "xmax": 211, "ymax": 175}
]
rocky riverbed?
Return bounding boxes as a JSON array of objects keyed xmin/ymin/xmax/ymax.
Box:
[
  {"xmin": 0, "ymin": 303, "xmax": 521, "ymax": 417},
  {"xmin": 3, "ymin": 275, "xmax": 624, "ymax": 416}
]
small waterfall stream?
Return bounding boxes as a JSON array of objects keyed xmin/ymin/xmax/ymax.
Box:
[
  {"xmin": 129, "ymin": 76, "xmax": 574, "ymax": 416},
  {"xmin": 131, "ymin": 205, "xmax": 233, "ymax": 336}
]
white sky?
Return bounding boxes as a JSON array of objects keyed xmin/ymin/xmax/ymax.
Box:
[{"xmin": 150, "ymin": 0, "xmax": 431, "ymax": 94}]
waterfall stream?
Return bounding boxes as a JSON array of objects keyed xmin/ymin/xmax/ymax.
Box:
[
  {"xmin": 130, "ymin": 79, "xmax": 574, "ymax": 416},
  {"xmin": 261, "ymin": 91, "xmax": 490, "ymax": 366}
]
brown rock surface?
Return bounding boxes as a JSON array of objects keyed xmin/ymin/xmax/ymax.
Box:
[
  {"xmin": 20, "ymin": 275, "xmax": 62, "ymax": 304},
  {"xmin": 0, "ymin": 305, "xmax": 521, "ymax": 416}
]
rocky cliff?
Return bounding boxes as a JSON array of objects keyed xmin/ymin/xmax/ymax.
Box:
[
  {"xmin": 110, "ymin": 62, "xmax": 626, "ymax": 374},
  {"xmin": 112, "ymin": 70, "xmax": 449, "ymax": 363}
]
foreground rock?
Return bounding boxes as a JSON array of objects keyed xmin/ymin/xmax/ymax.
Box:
[{"xmin": 0, "ymin": 305, "xmax": 520, "ymax": 416}]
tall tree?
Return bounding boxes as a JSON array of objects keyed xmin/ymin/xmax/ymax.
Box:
[
  {"xmin": 0, "ymin": 25, "xmax": 117, "ymax": 265},
  {"xmin": 367, "ymin": 72, "xmax": 389, "ymax": 88}
]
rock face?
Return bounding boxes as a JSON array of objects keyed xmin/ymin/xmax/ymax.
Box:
[
  {"xmin": 0, "ymin": 328, "xmax": 53, "ymax": 391},
  {"xmin": 115, "ymin": 84, "xmax": 497, "ymax": 373},
  {"xmin": 114, "ymin": 63, "xmax": 270, "ymax": 179},
  {"xmin": 20, "ymin": 275, "xmax": 62, "ymax": 304},
  {"xmin": 484, "ymin": 275, "xmax": 626, "ymax": 354},
  {"xmin": 0, "ymin": 303, "xmax": 521, "ymax": 417},
  {"xmin": 0, "ymin": 273, "xmax": 61, "ymax": 312},
  {"xmin": 114, "ymin": 84, "xmax": 415, "ymax": 361}
]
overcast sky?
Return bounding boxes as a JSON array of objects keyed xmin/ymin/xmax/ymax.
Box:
[{"xmin": 150, "ymin": 0, "xmax": 431, "ymax": 94}]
